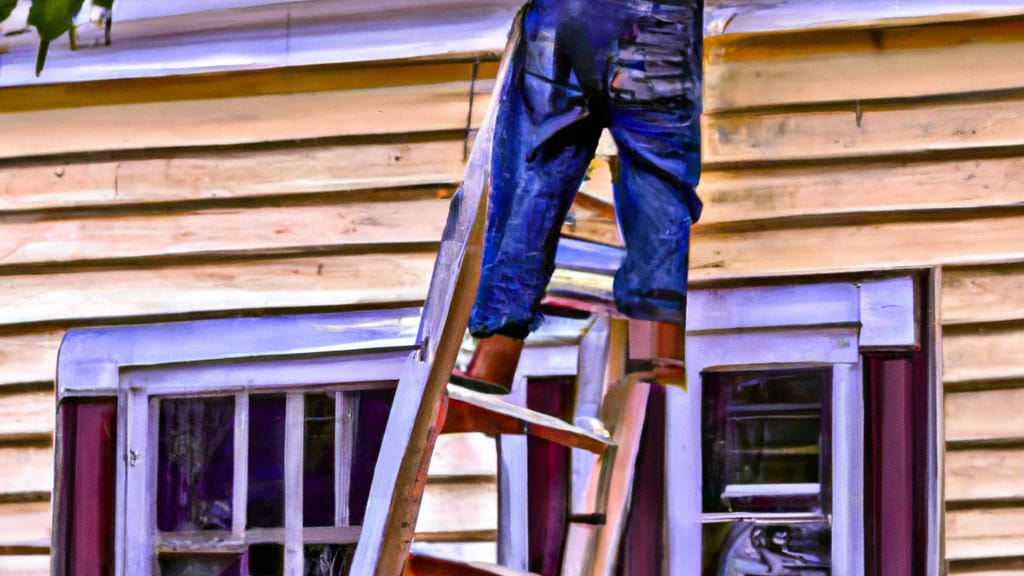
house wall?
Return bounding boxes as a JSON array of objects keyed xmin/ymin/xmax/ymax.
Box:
[
  {"xmin": 568, "ymin": 7, "xmax": 1024, "ymax": 573},
  {"xmin": 691, "ymin": 11, "xmax": 1024, "ymax": 574},
  {"xmin": 0, "ymin": 53, "xmax": 499, "ymax": 574}
]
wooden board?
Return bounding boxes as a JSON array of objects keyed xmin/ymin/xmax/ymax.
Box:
[
  {"xmin": 416, "ymin": 481, "xmax": 497, "ymax": 534},
  {"xmin": 947, "ymin": 506, "xmax": 1024, "ymax": 560},
  {"xmin": 703, "ymin": 96, "xmax": 1024, "ymax": 167},
  {"xmin": 404, "ymin": 553, "xmax": 539, "ymax": 576},
  {"xmin": 427, "ymin": 433, "xmax": 497, "ymax": 477},
  {"xmin": 942, "ymin": 264, "xmax": 1024, "ymax": 326},
  {"xmin": 0, "ymin": 392, "xmax": 53, "ymax": 443},
  {"xmin": 689, "ymin": 212, "xmax": 1024, "ymax": 282},
  {"xmin": 0, "ymin": 198, "xmax": 448, "ymax": 269},
  {"xmin": 0, "ymin": 447, "xmax": 52, "ymax": 497},
  {"xmin": 945, "ymin": 448, "xmax": 1024, "ymax": 502},
  {"xmin": 2, "ymin": 140, "xmax": 464, "ymax": 213},
  {"xmin": 697, "ymin": 155, "xmax": 1024, "ymax": 227},
  {"xmin": 0, "ymin": 502, "xmax": 50, "ymax": 549},
  {"xmin": 0, "ymin": 556, "xmax": 49, "ymax": 576},
  {"xmin": 943, "ymin": 326, "xmax": 1024, "ymax": 385},
  {"xmin": 0, "ymin": 82, "xmax": 485, "ymax": 161},
  {"xmin": 0, "ymin": 331, "xmax": 63, "ymax": 389},
  {"xmin": 444, "ymin": 385, "xmax": 613, "ymax": 454},
  {"xmin": 705, "ymin": 17, "xmax": 1024, "ymax": 112},
  {"xmin": 946, "ymin": 386, "xmax": 1024, "ymax": 442},
  {"xmin": 0, "ymin": 252, "xmax": 437, "ymax": 328}
]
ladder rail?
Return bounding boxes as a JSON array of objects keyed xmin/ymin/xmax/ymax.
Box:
[{"xmin": 351, "ymin": 9, "xmax": 525, "ymax": 576}]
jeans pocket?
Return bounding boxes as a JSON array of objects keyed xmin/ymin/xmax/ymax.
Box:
[{"xmin": 607, "ymin": 8, "xmax": 701, "ymax": 110}]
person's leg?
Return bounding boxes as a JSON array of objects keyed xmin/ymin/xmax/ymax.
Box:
[
  {"xmin": 458, "ymin": 9, "xmax": 603, "ymax": 393},
  {"xmin": 606, "ymin": 1, "xmax": 703, "ymax": 373}
]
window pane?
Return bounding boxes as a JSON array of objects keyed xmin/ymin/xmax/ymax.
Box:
[
  {"xmin": 158, "ymin": 555, "xmax": 241, "ymax": 576},
  {"xmin": 348, "ymin": 388, "xmax": 395, "ymax": 525},
  {"xmin": 703, "ymin": 369, "xmax": 829, "ymax": 513},
  {"xmin": 304, "ymin": 392, "xmax": 336, "ymax": 527},
  {"xmin": 249, "ymin": 395, "xmax": 286, "ymax": 529},
  {"xmin": 305, "ymin": 545, "xmax": 354, "ymax": 576},
  {"xmin": 702, "ymin": 522, "xmax": 830, "ymax": 575},
  {"xmin": 246, "ymin": 544, "xmax": 283, "ymax": 576},
  {"xmin": 158, "ymin": 397, "xmax": 235, "ymax": 532}
]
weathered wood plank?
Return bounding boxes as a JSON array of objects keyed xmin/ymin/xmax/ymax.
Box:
[
  {"xmin": 427, "ymin": 433, "xmax": 496, "ymax": 477},
  {"xmin": 705, "ymin": 18, "xmax": 1024, "ymax": 112},
  {"xmin": 0, "ymin": 198, "xmax": 448, "ymax": 268},
  {"xmin": 0, "ymin": 556, "xmax": 49, "ymax": 575},
  {"xmin": 0, "ymin": 502, "xmax": 50, "ymax": 548},
  {"xmin": 0, "ymin": 253, "xmax": 436, "ymax": 328},
  {"xmin": 947, "ymin": 506, "xmax": 1024, "ymax": 561},
  {"xmin": 943, "ymin": 264, "xmax": 1024, "ymax": 326},
  {"xmin": 704, "ymin": 97, "xmax": 1024, "ymax": 166},
  {"xmin": 689, "ymin": 213, "xmax": 1024, "ymax": 282},
  {"xmin": 0, "ymin": 392, "xmax": 53, "ymax": 442},
  {"xmin": 0, "ymin": 163, "xmax": 118, "ymax": 213},
  {"xmin": 444, "ymin": 385, "xmax": 614, "ymax": 454},
  {"xmin": 946, "ymin": 386, "xmax": 1024, "ymax": 442},
  {"xmin": 404, "ymin": 553, "xmax": 539, "ymax": 576},
  {"xmin": 945, "ymin": 448, "xmax": 1024, "ymax": 502},
  {"xmin": 706, "ymin": 1, "xmax": 1024, "ymax": 37},
  {"xmin": 697, "ymin": 155, "xmax": 1024, "ymax": 227},
  {"xmin": 0, "ymin": 331, "xmax": 63, "ymax": 388},
  {"xmin": 3, "ymin": 140, "xmax": 464, "ymax": 213},
  {"xmin": 416, "ymin": 481, "xmax": 497, "ymax": 534},
  {"xmin": 0, "ymin": 447, "xmax": 52, "ymax": 497},
  {"xmin": 944, "ymin": 326, "xmax": 1024, "ymax": 385},
  {"xmin": 0, "ymin": 82, "xmax": 482, "ymax": 161}
]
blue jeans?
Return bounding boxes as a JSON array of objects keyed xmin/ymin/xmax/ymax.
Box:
[{"xmin": 468, "ymin": 0, "xmax": 704, "ymax": 339}]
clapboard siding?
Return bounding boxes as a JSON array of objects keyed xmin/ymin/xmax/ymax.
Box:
[
  {"xmin": 0, "ymin": 503, "xmax": 50, "ymax": 549},
  {"xmin": 0, "ymin": 392, "xmax": 52, "ymax": 443},
  {"xmin": 704, "ymin": 95, "xmax": 1024, "ymax": 167},
  {"xmin": 704, "ymin": 16, "xmax": 1024, "ymax": 112},
  {"xmin": 0, "ymin": 447, "xmax": 52, "ymax": 498},
  {"xmin": 943, "ymin": 324, "xmax": 1024, "ymax": 385},
  {"xmin": 697, "ymin": 155, "xmax": 1024, "ymax": 227},
  {"xmin": 1, "ymin": 252, "xmax": 437, "ymax": 329},
  {"xmin": 699, "ymin": 9, "xmax": 1024, "ymax": 571},
  {"xmin": 1, "ymin": 140, "xmax": 463, "ymax": 214},
  {"xmin": 0, "ymin": 556, "xmax": 48, "ymax": 576},
  {"xmin": 0, "ymin": 81, "xmax": 487, "ymax": 161},
  {"xmin": 0, "ymin": 197, "xmax": 449, "ymax": 269},
  {"xmin": 0, "ymin": 23, "xmax": 501, "ymax": 562},
  {"xmin": 947, "ymin": 507, "xmax": 1024, "ymax": 561},
  {"xmin": 0, "ymin": 331, "xmax": 62, "ymax": 389},
  {"xmin": 946, "ymin": 386, "xmax": 1024, "ymax": 442},
  {"xmin": 689, "ymin": 212, "xmax": 1024, "ymax": 281},
  {"xmin": 942, "ymin": 264, "xmax": 1024, "ymax": 326}
]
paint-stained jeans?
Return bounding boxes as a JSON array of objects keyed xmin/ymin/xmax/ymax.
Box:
[{"xmin": 468, "ymin": 0, "xmax": 704, "ymax": 339}]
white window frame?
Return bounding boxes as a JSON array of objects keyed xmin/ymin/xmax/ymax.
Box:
[
  {"xmin": 666, "ymin": 277, "xmax": 921, "ymax": 576},
  {"xmin": 53, "ymin": 307, "xmax": 422, "ymax": 576}
]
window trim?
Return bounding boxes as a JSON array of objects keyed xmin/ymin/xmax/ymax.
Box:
[
  {"xmin": 667, "ymin": 277, "xmax": 920, "ymax": 576},
  {"xmin": 53, "ymin": 307, "xmax": 421, "ymax": 576}
]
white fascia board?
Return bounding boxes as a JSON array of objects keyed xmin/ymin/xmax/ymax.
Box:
[{"xmin": 707, "ymin": 0, "xmax": 1024, "ymax": 36}]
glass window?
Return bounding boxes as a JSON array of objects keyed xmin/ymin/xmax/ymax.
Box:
[
  {"xmin": 151, "ymin": 388, "xmax": 394, "ymax": 575},
  {"xmin": 702, "ymin": 368, "xmax": 831, "ymax": 515}
]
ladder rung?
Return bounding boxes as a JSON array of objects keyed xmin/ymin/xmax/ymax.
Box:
[
  {"xmin": 405, "ymin": 553, "xmax": 542, "ymax": 576},
  {"xmin": 443, "ymin": 384, "xmax": 615, "ymax": 455}
]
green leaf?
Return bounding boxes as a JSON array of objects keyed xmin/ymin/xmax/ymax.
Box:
[
  {"xmin": 0, "ymin": 0, "xmax": 17, "ymax": 25},
  {"xmin": 93, "ymin": 0, "xmax": 113, "ymax": 10},
  {"xmin": 28, "ymin": 0, "xmax": 87, "ymax": 75}
]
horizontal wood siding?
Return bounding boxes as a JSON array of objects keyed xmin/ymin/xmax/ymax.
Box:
[
  {"xmin": 685, "ymin": 11, "xmax": 1024, "ymax": 573},
  {"xmin": 943, "ymin": 263, "xmax": 1024, "ymax": 569},
  {"xmin": 0, "ymin": 52, "xmax": 495, "ymax": 564}
]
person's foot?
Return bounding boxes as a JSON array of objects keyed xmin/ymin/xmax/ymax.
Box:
[{"xmin": 450, "ymin": 333, "xmax": 525, "ymax": 394}]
